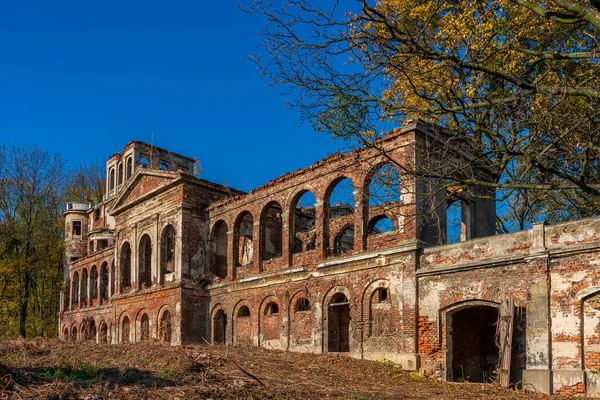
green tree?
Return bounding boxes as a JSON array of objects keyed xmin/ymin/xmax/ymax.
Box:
[{"xmin": 0, "ymin": 144, "xmax": 66, "ymax": 338}]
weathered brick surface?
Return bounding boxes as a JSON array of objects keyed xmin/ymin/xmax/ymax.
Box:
[{"xmin": 59, "ymin": 126, "xmax": 600, "ymax": 396}]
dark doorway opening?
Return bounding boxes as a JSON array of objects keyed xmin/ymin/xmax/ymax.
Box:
[
  {"xmin": 327, "ymin": 293, "xmax": 350, "ymax": 352},
  {"xmin": 213, "ymin": 310, "xmax": 227, "ymax": 344},
  {"xmin": 449, "ymin": 306, "xmax": 499, "ymax": 383}
]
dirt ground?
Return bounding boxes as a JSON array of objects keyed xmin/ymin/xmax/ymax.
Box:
[{"xmin": 0, "ymin": 339, "xmax": 576, "ymax": 399}]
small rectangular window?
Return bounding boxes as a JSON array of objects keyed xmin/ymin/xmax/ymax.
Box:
[{"xmin": 73, "ymin": 221, "xmax": 82, "ymax": 237}]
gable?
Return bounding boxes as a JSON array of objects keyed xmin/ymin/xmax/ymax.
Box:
[{"xmin": 110, "ymin": 170, "xmax": 179, "ymax": 215}]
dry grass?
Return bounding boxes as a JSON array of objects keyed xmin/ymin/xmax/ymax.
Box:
[{"xmin": 0, "ymin": 339, "xmax": 573, "ymax": 399}]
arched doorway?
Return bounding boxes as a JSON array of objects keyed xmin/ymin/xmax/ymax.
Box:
[
  {"xmin": 213, "ymin": 310, "xmax": 227, "ymax": 344},
  {"xmin": 327, "ymin": 293, "xmax": 350, "ymax": 352},
  {"xmin": 447, "ymin": 305, "xmax": 499, "ymax": 383}
]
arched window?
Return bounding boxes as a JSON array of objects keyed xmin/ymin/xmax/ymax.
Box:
[
  {"xmin": 159, "ymin": 162, "xmax": 169, "ymax": 170},
  {"xmin": 211, "ymin": 221, "xmax": 228, "ymax": 279},
  {"xmin": 326, "ymin": 178, "xmax": 355, "ymax": 256},
  {"xmin": 138, "ymin": 234, "xmax": 152, "ymax": 289},
  {"xmin": 263, "ymin": 302, "xmax": 280, "ymax": 341},
  {"xmin": 447, "ymin": 195, "xmax": 471, "ymax": 244},
  {"xmin": 71, "ymin": 326, "xmax": 78, "ymax": 342},
  {"xmin": 291, "ymin": 191, "xmax": 317, "ymax": 254},
  {"xmin": 237, "ymin": 306, "xmax": 251, "ymax": 318},
  {"xmin": 159, "ymin": 310, "xmax": 172, "ymax": 343},
  {"xmin": 81, "ymin": 269, "xmax": 88, "ymax": 307},
  {"xmin": 121, "ymin": 316, "xmax": 131, "ymax": 343},
  {"xmin": 83, "ymin": 318, "xmax": 96, "ymax": 341},
  {"xmin": 234, "ymin": 212, "xmax": 254, "ymax": 266},
  {"xmin": 110, "ymin": 261, "xmax": 115, "ymax": 297},
  {"xmin": 71, "ymin": 272, "xmax": 79, "ymax": 310},
  {"xmin": 265, "ymin": 302, "xmax": 279, "ymax": 315},
  {"xmin": 99, "ymin": 322, "xmax": 108, "ymax": 344},
  {"xmin": 140, "ymin": 157, "xmax": 150, "ymax": 168},
  {"xmin": 100, "ymin": 262, "xmax": 108, "ymax": 303},
  {"xmin": 140, "ymin": 314, "xmax": 150, "ymax": 341},
  {"xmin": 295, "ymin": 298, "xmax": 310, "ymax": 312},
  {"xmin": 118, "ymin": 163, "xmax": 124, "ymax": 186},
  {"xmin": 90, "ymin": 266, "xmax": 98, "ymax": 302},
  {"xmin": 261, "ymin": 202, "xmax": 282, "ymax": 260},
  {"xmin": 120, "ymin": 242, "xmax": 132, "ymax": 293},
  {"xmin": 63, "ymin": 280, "xmax": 70, "ymax": 312},
  {"xmin": 126, "ymin": 157, "xmax": 133, "ymax": 178},
  {"xmin": 368, "ymin": 216, "xmax": 394, "ymax": 235},
  {"xmin": 161, "ymin": 225, "xmax": 176, "ymax": 277},
  {"xmin": 109, "ymin": 168, "xmax": 116, "ymax": 191}
]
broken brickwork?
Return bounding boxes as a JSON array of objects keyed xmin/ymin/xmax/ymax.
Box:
[{"xmin": 60, "ymin": 122, "xmax": 600, "ymax": 396}]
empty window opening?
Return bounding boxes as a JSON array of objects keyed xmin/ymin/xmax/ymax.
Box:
[
  {"xmin": 82, "ymin": 318, "xmax": 96, "ymax": 341},
  {"xmin": 327, "ymin": 178, "xmax": 355, "ymax": 256},
  {"xmin": 89, "ymin": 241, "xmax": 95, "ymax": 254},
  {"xmin": 140, "ymin": 157, "xmax": 150, "ymax": 168},
  {"xmin": 235, "ymin": 212, "xmax": 254, "ymax": 266},
  {"xmin": 99, "ymin": 322, "xmax": 108, "ymax": 344},
  {"xmin": 213, "ymin": 310, "xmax": 226, "ymax": 344},
  {"xmin": 126, "ymin": 156, "xmax": 133, "ymax": 178},
  {"xmin": 109, "ymin": 168, "xmax": 116, "ymax": 191},
  {"xmin": 118, "ymin": 163, "xmax": 124, "ymax": 186},
  {"xmin": 265, "ymin": 302, "xmax": 279, "ymax": 315},
  {"xmin": 71, "ymin": 326, "xmax": 78, "ymax": 342},
  {"xmin": 160, "ymin": 310, "xmax": 172, "ymax": 343},
  {"xmin": 333, "ymin": 225, "xmax": 355, "ymax": 256},
  {"xmin": 121, "ymin": 316, "xmax": 131, "ymax": 343},
  {"xmin": 100, "ymin": 262, "xmax": 108, "ymax": 303},
  {"xmin": 90, "ymin": 266, "xmax": 98, "ymax": 301},
  {"xmin": 110, "ymin": 261, "xmax": 115, "ymax": 297},
  {"xmin": 446, "ymin": 192, "xmax": 472, "ymax": 244},
  {"xmin": 94, "ymin": 209, "xmax": 100, "ymax": 221},
  {"xmin": 159, "ymin": 162, "xmax": 169, "ymax": 170},
  {"xmin": 141, "ymin": 314, "xmax": 150, "ymax": 341},
  {"xmin": 261, "ymin": 202, "xmax": 283, "ymax": 260},
  {"xmin": 63, "ymin": 281, "xmax": 70, "ymax": 312},
  {"xmin": 211, "ymin": 221, "xmax": 228, "ymax": 279},
  {"xmin": 72, "ymin": 221, "xmax": 82, "ymax": 237},
  {"xmin": 71, "ymin": 272, "xmax": 79, "ymax": 310},
  {"xmin": 238, "ymin": 306, "xmax": 251, "ymax": 318},
  {"xmin": 138, "ymin": 234, "xmax": 152, "ymax": 289},
  {"xmin": 368, "ymin": 216, "xmax": 394, "ymax": 235},
  {"xmin": 80, "ymin": 269, "xmax": 88, "ymax": 307},
  {"xmin": 327, "ymin": 293, "xmax": 350, "ymax": 352},
  {"xmin": 120, "ymin": 242, "xmax": 132, "ymax": 293},
  {"xmin": 97, "ymin": 239, "xmax": 108, "ymax": 250},
  {"xmin": 63, "ymin": 327, "xmax": 70, "ymax": 341},
  {"xmin": 161, "ymin": 225, "xmax": 176, "ymax": 277},
  {"xmin": 295, "ymin": 298, "xmax": 310, "ymax": 312},
  {"xmin": 448, "ymin": 306, "xmax": 499, "ymax": 383},
  {"xmin": 374, "ymin": 287, "xmax": 390, "ymax": 303},
  {"xmin": 291, "ymin": 191, "xmax": 317, "ymax": 253},
  {"xmin": 367, "ymin": 163, "xmax": 401, "ymax": 220}
]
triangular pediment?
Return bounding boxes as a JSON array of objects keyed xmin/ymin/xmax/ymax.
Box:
[{"xmin": 109, "ymin": 169, "xmax": 181, "ymax": 215}]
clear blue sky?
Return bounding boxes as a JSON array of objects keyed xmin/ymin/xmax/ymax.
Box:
[{"xmin": 0, "ymin": 1, "xmax": 342, "ymax": 191}]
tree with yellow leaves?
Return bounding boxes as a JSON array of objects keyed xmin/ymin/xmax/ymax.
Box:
[{"xmin": 246, "ymin": 0, "xmax": 600, "ymax": 228}]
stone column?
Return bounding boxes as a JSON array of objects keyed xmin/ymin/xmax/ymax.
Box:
[{"xmin": 522, "ymin": 222, "xmax": 552, "ymax": 394}]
